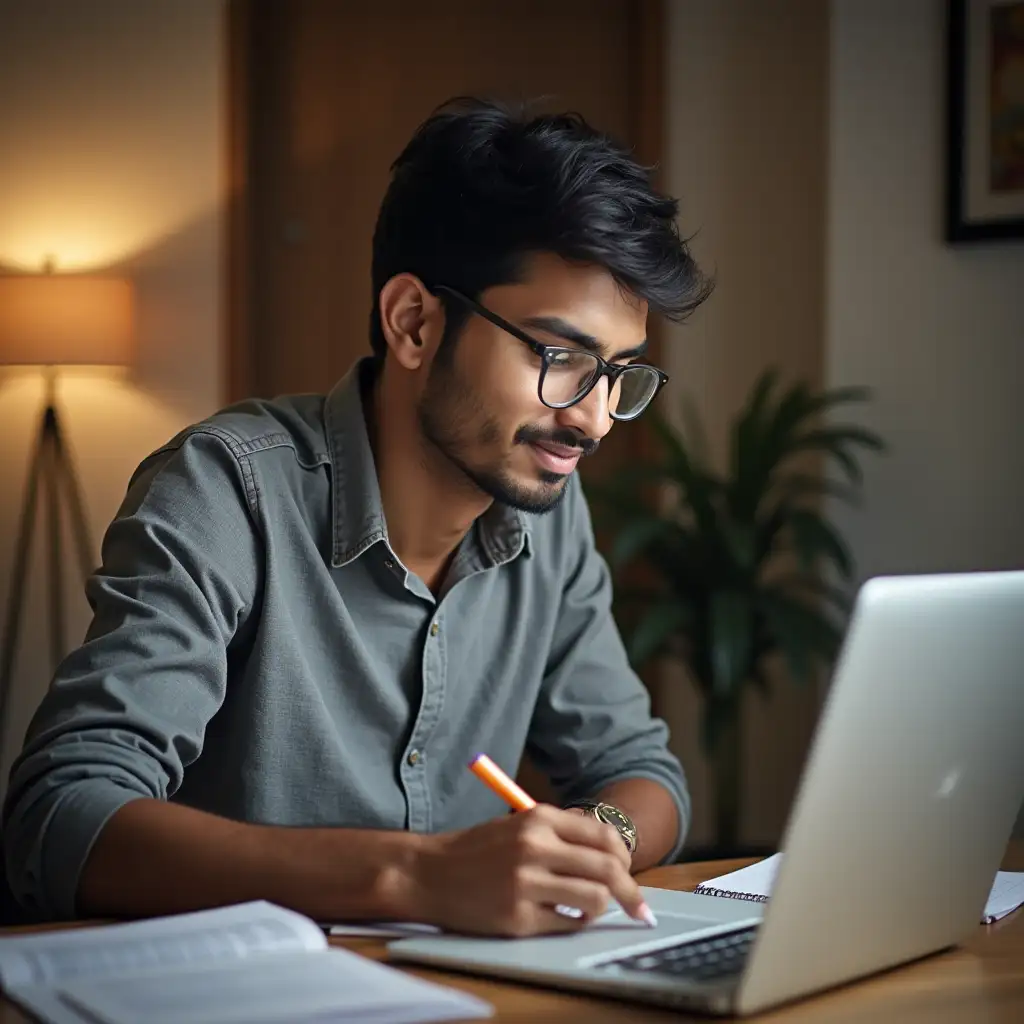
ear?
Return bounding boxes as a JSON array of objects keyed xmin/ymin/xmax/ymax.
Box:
[{"xmin": 378, "ymin": 274, "xmax": 445, "ymax": 371}]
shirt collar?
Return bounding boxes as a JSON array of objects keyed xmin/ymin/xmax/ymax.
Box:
[{"xmin": 323, "ymin": 357, "xmax": 532, "ymax": 569}]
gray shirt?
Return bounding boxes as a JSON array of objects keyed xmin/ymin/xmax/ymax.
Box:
[{"xmin": 3, "ymin": 359, "xmax": 690, "ymax": 920}]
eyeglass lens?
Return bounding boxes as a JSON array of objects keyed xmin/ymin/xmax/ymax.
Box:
[{"xmin": 541, "ymin": 351, "xmax": 660, "ymax": 418}]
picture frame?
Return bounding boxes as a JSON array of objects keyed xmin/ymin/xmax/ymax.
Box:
[{"xmin": 945, "ymin": 0, "xmax": 1024, "ymax": 241}]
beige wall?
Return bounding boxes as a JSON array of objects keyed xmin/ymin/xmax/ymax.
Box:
[
  {"xmin": 827, "ymin": 0, "xmax": 1024, "ymax": 578},
  {"xmin": 663, "ymin": 0, "xmax": 829, "ymax": 848},
  {"xmin": 0, "ymin": 0, "xmax": 225, "ymax": 789},
  {"xmin": 662, "ymin": 0, "xmax": 1024, "ymax": 849},
  {"xmin": 826, "ymin": 0, "xmax": 1024, "ymax": 836}
]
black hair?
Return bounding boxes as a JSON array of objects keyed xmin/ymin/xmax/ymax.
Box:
[{"xmin": 369, "ymin": 95, "xmax": 713, "ymax": 360}]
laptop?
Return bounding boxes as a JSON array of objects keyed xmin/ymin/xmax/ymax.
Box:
[{"xmin": 389, "ymin": 571, "xmax": 1024, "ymax": 1015}]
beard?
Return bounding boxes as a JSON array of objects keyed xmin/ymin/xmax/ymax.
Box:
[{"xmin": 417, "ymin": 355, "xmax": 597, "ymax": 515}]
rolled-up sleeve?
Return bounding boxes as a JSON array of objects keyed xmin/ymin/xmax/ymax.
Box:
[
  {"xmin": 525, "ymin": 476, "xmax": 691, "ymax": 863},
  {"xmin": 2, "ymin": 429, "xmax": 261, "ymax": 920}
]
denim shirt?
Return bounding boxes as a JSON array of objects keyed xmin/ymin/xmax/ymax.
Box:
[{"xmin": 3, "ymin": 358, "xmax": 690, "ymax": 920}]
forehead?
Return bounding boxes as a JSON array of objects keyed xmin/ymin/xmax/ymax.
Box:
[{"xmin": 482, "ymin": 253, "xmax": 648, "ymax": 353}]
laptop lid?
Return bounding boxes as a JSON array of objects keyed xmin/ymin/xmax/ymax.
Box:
[
  {"xmin": 736, "ymin": 571, "xmax": 1024, "ymax": 1014},
  {"xmin": 390, "ymin": 572, "xmax": 1024, "ymax": 1015}
]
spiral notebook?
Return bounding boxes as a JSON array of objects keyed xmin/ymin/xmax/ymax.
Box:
[{"xmin": 694, "ymin": 853, "xmax": 1024, "ymax": 924}]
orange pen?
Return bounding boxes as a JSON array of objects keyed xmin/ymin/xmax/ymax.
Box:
[
  {"xmin": 469, "ymin": 753, "xmax": 537, "ymax": 811},
  {"xmin": 467, "ymin": 752, "xmax": 657, "ymax": 928}
]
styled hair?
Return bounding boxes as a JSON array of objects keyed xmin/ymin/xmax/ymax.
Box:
[{"xmin": 369, "ymin": 96, "xmax": 712, "ymax": 359}]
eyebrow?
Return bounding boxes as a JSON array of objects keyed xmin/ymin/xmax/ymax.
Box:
[{"xmin": 521, "ymin": 315, "xmax": 649, "ymax": 361}]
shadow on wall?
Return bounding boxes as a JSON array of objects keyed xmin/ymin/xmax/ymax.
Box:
[{"xmin": 104, "ymin": 203, "xmax": 223, "ymax": 409}]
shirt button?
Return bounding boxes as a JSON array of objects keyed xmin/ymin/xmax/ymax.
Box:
[
  {"xmin": 407, "ymin": 749, "xmax": 421, "ymax": 766},
  {"xmin": 384, "ymin": 558, "xmax": 395, "ymax": 570},
  {"xmin": 430, "ymin": 622, "xmax": 440, "ymax": 636}
]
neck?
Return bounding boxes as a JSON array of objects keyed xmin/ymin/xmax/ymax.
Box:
[{"xmin": 367, "ymin": 364, "xmax": 491, "ymax": 587}]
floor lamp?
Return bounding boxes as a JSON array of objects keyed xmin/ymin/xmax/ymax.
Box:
[{"xmin": 0, "ymin": 273, "xmax": 134, "ymax": 766}]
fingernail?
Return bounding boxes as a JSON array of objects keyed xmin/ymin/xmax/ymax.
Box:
[
  {"xmin": 638, "ymin": 902, "xmax": 658, "ymax": 928},
  {"xmin": 555, "ymin": 904, "xmax": 584, "ymax": 918}
]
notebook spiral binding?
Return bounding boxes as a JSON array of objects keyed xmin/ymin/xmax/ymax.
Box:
[{"xmin": 692, "ymin": 885, "xmax": 769, "ymax": 904}]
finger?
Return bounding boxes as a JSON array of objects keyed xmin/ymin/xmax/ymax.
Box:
[
  {"xmin": 541, "ymin": 843, "xmax": 649, "ymax": 923},
  {"xmin": 543, "ymin": 807, "xmax": 626, "ymax": 857},
  {"xmin": 526, "ymin": 873, "xmax": 613, "ymax": 921},
  {"xmin": 560, "ymin": 810, "xmax": 631, "ymax": 872},
  {"xmin": 602, "ymin": 826, "xmax": 632, "ymax": 872},
  {"xmin": 530, "ymin": 905, "xmax": 593, "ymax": 936}
]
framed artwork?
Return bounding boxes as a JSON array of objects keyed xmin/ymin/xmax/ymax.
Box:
[{"xmin": 946, "ymin": 0, "xmax": 1024, "ymax": 241}]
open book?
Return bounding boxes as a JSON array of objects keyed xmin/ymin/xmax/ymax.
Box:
[
  {"xmin": 694, "ymin": 853, "xmax": 1024, "ymax": 924},
  {"xmin": 0, "ymin": 900, "xmax": 492, "ymax": 1024}
]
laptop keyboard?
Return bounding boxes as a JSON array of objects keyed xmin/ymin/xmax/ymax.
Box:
[{"xmin": 603, "ymin": 925, "xmax": 757, "ymax": 981}]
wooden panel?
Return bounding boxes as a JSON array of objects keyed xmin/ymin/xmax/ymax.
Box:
[{"xmin": 230, "ymin": 0, "xmax": 665, "ymax": 402}]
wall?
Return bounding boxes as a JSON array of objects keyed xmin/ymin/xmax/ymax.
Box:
[
  {"xmin": 827, "ymin": 0, "xmax": 1024, "ymax": 579},
  {"xmin": 663, "ymin": 0, "xmax": 829, "ymax": 848},
  {"xmin": 0, "ymin": 0, "xmax": 225, "ymax": 790},
  {"xmin": 826, "ymin": 0, "xmax": 1024, "ymax": 836}
]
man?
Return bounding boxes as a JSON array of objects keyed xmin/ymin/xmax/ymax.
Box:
[{"xmin": 3, "ymin": 97, "xmax": 711, "ymax": 936}]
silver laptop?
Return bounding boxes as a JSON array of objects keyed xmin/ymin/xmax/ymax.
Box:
[{"xmin": 389, "ymin": 571, "xmax": 1024, "ymax": 1016}]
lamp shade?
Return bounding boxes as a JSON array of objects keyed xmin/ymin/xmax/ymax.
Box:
[{"xmin": 0, "ymin": 274, "xmax": 134, "ymax": 367}]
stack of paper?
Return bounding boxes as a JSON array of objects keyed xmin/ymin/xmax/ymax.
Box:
[{"xmin": 0, "ymin": 900, "xmax": 492, "ymax": 1024}]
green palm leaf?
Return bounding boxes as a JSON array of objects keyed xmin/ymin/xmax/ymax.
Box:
[
  {"xmin": 787, "ymin": 507, "xmax": 854, "ymax": 578},
  {"xmin": 758, "ymin": 590, "xmax": 843, "ymax": 686},
  {"xmin": 628, "ymin": 601, "xmax": 692, "ymax": 666},
  {"xmin": 709, "ymin": 590, "xmax": 755, "ymax": 698}
]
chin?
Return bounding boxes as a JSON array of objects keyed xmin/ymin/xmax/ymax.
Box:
[
  {"xmin": 499, "ymin": 473, "xmax": 570, "ymax": 515},
  {"xmin": 464, "ymin": 464, "xmax": 569, "ymax": 516}
]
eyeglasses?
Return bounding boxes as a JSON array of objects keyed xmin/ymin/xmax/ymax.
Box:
[{"xmin": 433, "ymin": 286, "xmax": 669, "ymax": 421}]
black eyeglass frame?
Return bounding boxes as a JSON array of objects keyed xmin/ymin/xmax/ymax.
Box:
[{"xmin": 433, "ymin": 285, "xmax": 669, "ymax": 422}]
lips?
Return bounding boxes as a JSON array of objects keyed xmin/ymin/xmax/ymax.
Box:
[
  {"xmin": 534, "ymin": 442, "xmax": 581, "ymax": 459},
  {"xmin": 529, "ymin": 442, "xmax": 582, "ymax": 475}
]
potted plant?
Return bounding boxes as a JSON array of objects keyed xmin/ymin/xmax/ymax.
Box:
[{"xmin": 587, "ymin": 369, "xmax": 885, "ymax": 855}]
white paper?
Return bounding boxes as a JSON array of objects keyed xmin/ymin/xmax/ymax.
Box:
[
  {"xmin": 982, "ymin": 871, "xmax": 1024, "ymax": 924},
  {"xmin": 47, "ymin": 948, "xmax": 492, "ymax": 1024},
  {"xmin": 0, "ymin": 901, "xmax": 325, "ymax": 990},
  {"xmin": 694, "ymin": 854, "xmax": 781, "ymax": 900},
  {"xmin": 328, "ymin": 921, "xmax": 442, "ymax": 938},
  {"xmin": 695, "ymin": 854, "xmax": 1024, "ymax": 924}
]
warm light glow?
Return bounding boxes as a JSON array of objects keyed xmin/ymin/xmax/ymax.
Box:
[
  {"xmin": 0, "ymin": 213, "xmax": 166, "ymax": 273},
  {"xmin": 0, "ymin": 171, "xmax": 216, "ymax": 273},
  {"xmin": 0, "ymin": 275, "xmax": 134, "ymax": 367}
]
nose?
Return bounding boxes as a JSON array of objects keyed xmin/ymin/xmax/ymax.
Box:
[{"xmin": 554, "ymin": 376, "xmax": 614, "ymax": 442}]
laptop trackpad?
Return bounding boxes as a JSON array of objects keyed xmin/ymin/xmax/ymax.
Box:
[{"xmin": 387, "ymin": 889, "xmax": 762, "ymax": 972}]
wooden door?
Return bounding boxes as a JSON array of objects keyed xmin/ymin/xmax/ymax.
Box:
[{"xmin": 228, "ymin": 0, "xmax": 664, "ymax": 402}]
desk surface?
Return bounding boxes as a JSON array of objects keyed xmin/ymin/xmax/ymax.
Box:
[{"xmin": 1, "ymin": 842, "xmax": 1021, "ymax": 1023}]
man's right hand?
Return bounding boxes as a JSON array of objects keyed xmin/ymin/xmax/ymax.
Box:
[{"xmin": 411, "ymin": 804, "xmax": 655, "ymax": 937}]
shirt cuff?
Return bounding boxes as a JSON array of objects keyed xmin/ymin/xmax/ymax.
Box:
[{"xmin": 37, "ymin": 783, "xmax": 149, "ymax": 921}]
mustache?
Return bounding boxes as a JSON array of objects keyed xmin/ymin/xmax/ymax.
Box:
[{"xmin": 514, "ymin": 425, "xmax": 600, "ymax": 458}]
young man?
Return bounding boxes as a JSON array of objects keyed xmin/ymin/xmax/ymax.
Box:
[{"xmin": 3, "ymin": 98, "xmax": 711, "ymax": 936}]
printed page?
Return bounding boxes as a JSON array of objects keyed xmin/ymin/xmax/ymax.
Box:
[
  {"xmin": 49, "ymin": 947, "xmax": 492, "ymax": 1024},
  {"xmin": 983, "ymin": 871, "xmax": 1024, "ymax": 923},
  {"xmin": 0, "ymin": 900, "xmax": 325, "ymax": 990}
]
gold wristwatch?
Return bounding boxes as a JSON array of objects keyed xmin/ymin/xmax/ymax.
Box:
[{"xmin": 565, "ymin": 800, "xmax": 637, "ymax": 854}]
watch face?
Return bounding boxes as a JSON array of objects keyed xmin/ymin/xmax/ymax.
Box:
[{"xmin": 597, "ymin": 804, "xmax": 632, "ymax": 832}]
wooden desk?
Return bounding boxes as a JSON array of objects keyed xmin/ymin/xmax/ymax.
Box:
[{"xmin": 2, "ymin": 842, "xmax": 1021, "ymax": 1023}]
